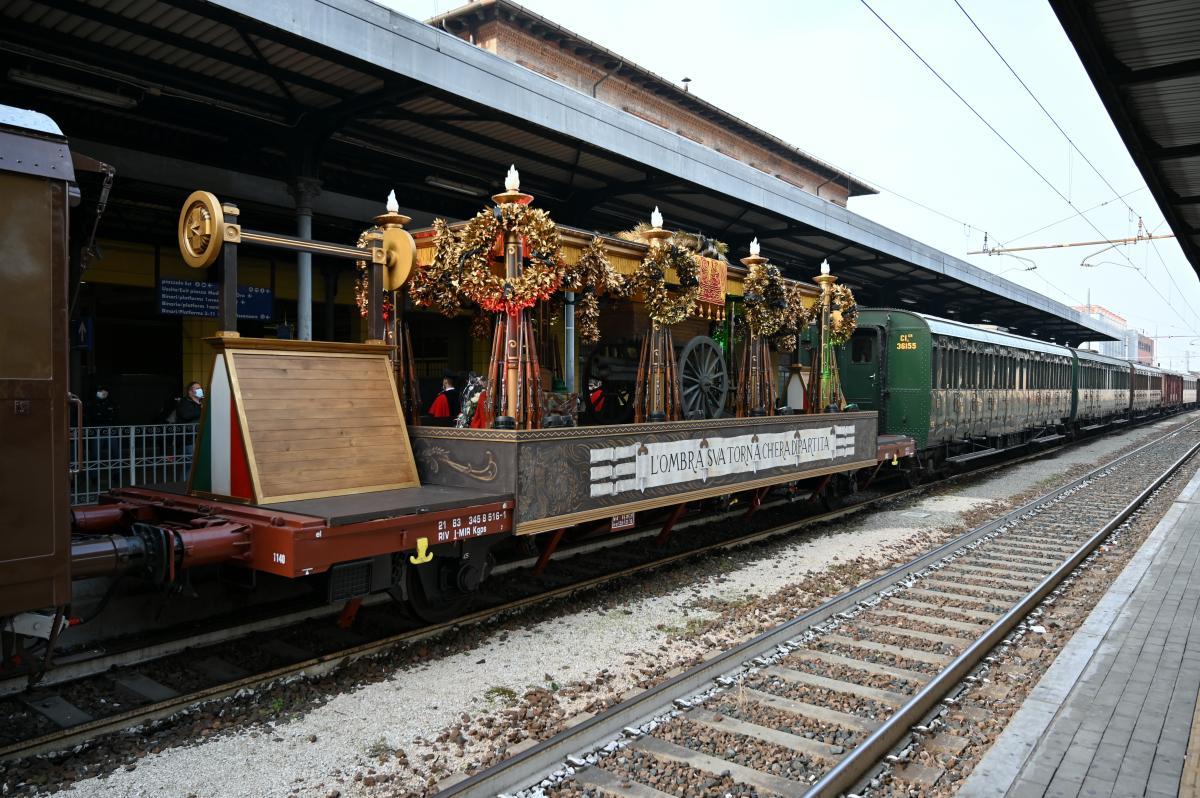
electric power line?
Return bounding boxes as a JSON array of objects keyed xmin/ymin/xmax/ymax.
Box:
[
  {"xmin": 952, "ymin": 0, "xmax": 1200, "ymax": 335},
  {"xmin": 951, "ymin": 0, "xmax": 1140, "ymax": 220},
  {"xmin": 1003, "ymin": 187, "xmax": 1144, "ymax": 245},
  {"xmin": 859, "ymin": 0, "xmax": 1200, "ymax": 338}
]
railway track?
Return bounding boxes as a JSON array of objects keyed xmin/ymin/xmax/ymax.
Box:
[
  {"xmin": 433, "ymin": 420, "xmax": 1200, "ymax": 798},
  {"xmin": 0, "ymin": 414, "xmax": 1191, "ymax": 775}
]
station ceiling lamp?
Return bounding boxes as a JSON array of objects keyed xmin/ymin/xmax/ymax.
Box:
[{"xmin": 7, "ymin": 69, "xmax": 138, "ymax": 109}]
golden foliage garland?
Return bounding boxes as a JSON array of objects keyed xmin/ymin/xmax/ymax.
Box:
[
  {"xmin": 409, "ymin": 217, "xmax": 466, "ymax": 318},
  {"xmin": 564, "ymin": 236, "xmax": 629, "ymax": 344},
  {"xmin": 742, "ymin": 261, "xmax": 789, "ymax": 338},
  {"xmin": 773, "ymin": 282, "xmax": 817, "ymax": 352},
  {"xmin": 633, "ymin": 238, "xmax": 700, "ymax": 329},
  {"xmin": 829, "ymin": 283, "xmax": 859, "ymax": 346},
  {"xmin": 454, "ymin": 203, "xmax": 564, "ymax": 315},
  {"xmin": 352, "ymin": 226, "xmax": 398, "ymax": 326}
]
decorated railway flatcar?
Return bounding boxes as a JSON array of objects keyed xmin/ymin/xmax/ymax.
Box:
[{"xmin": 2, "ymin": 105, "xmax": 913, "ymax": 671}]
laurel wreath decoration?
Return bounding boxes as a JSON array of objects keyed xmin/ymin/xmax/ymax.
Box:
[
  {"xmin": 633, "ymin": 239, "xmax": 700, "ymax": 329},
  {"xmin": 455, "ymin": 203, "xmax": 564, "ymax": 315},
  {"xmin": 772, "ymin": 282, "xmax": 816, "ymax": 352},
  {"xmin": 829, "ymin": 283, "xmax": 859, "ymax": 346},
  {"xmin": 409, "ymin": 217, "xmax": 467, "ymax": 318},
  {"xmin": 353, "ymin": 226, "xmax": 380, "ymax": 317},
  {"xmin": 564, "ymin": 236, "xmax": 629, "ymax": 344},
  {"xmin": 742, "ymin": 261, "xmax": 789, "ymax": 338}
]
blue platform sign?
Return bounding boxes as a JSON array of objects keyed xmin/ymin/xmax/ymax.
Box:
[{"xmin": 158, "ymin": 279, "xmax": 273, "ymax": 321}]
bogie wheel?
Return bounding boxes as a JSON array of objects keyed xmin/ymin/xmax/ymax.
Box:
[
  {"xmin": 678, "ymin": 336, "xmax": 729, "ymax": 420},
  {"xmin": 390, "ymin": 562, "xmax": 472, "ymax": 625}
]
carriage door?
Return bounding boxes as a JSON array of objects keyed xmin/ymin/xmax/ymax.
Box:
[{"xmin": 843, "ymin": 327, "xmax": 884, "ymax": 422}]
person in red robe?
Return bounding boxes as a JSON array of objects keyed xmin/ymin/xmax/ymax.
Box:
[
  {"xmin": 428, "ymin": 376, "xmax": 459, "ymax": 419},
  {"xmin": 470, "ymin": 390, "xmax": 489, "ymax": 428}
]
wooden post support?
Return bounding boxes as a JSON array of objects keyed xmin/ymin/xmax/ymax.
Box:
[
  {"xmin": 654, "ymin": 502, "xmax": 688, "ymax": 547},
  {"xmin": 219, "ymin": 203, "xmax": 239, "ymax": 336},
  {"xmin": 744, "ymin": 486, "xmax": 770, "ymax": 519},
  {"xmin": 503, "ymin": 234, "xmax": 522, "ymax": 421},
  {"xmin": 367, "ymin": 234, "xmax": 385, "ymax": 344},
  {"xmin": 337, "ymin": 597, "xmax": 363, "ymax": 629},
  {"xmin": 533, "ymin": 528, "xmax": 566, "ymax": 576}
]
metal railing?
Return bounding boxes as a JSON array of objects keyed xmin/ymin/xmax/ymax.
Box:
[{"xmin": 69, "ymin": 423, "xmax": 199, "ymax": 505}]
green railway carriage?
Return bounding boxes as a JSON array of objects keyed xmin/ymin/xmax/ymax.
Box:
[
  {"xmin": 839, "ymin": 310, "xmax": 1073, "ymax": 458},
  {"xmin": 1072, "ymin": 348, "xmax": 1130, "ymax": 427}
]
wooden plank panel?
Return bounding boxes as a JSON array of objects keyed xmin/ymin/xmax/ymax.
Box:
[
  {"xmin": 236, "ymin": 378, "xmax": 391, "ymax": 392},
  {"xmin": 236, "ymin": 406, "xmax": 400, "ymax": 421},
  {"xmin": 227, "ymin": 349, "xmax": 419, "ymax": 503},
  {"xmin": 244, "ymin": 417, "xmax": 406, "ymax": 432},
  {"xmin": 241, "ymin": 396, "xmax": 395, "ymax": 411},
  {"xmin": 256, "ymin": 447, "xmax": 407, "ymax": 468},
  {"xmin": 238, "ymin": 387, "xmax": 394, "ymax": 401},
  {"xmin": 250, "ymin": 426, "xmax": 408, "ymax": 442},
  {"xmin": 253, "ymin": 435, "xmax": 403, "ymax": 453},
  {"xmin": 235, "ymin": 360, "xmax": 386, "ymax": 375}
]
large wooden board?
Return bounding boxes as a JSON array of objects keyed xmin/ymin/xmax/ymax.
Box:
[{"xmin": 226, "ymin": 347, "xmax": 419, "ymax": 503}]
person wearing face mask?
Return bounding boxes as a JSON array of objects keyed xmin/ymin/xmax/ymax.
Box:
[
  {"xmin": 86, "ymin": 385, "xmax": 118, "ymax": 426},
  {"xmin": 174, "ymin": 381, "xmax": 205, "ymax": 424}
]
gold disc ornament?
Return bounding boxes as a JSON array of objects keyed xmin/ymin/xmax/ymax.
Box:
[
  {"xmin": 178, "ymin": 190, "xmax": 224, "ymax": 269},
  {"xmin": 382, "ymin": 224, "xmax": 416, "ymax": 291}
]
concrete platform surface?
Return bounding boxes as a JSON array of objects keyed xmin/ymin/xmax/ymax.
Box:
[{"xmin": 960, "ymin": 464, "xmax": 1200, "ymax": 798}]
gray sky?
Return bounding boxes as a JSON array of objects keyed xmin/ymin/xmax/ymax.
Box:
[{"xmin": 385, "ymin": 0, "xmax": 1200, "ymax": 369}]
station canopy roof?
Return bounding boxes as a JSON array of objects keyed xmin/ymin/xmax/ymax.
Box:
[
  {"xmin": 0, "ymin": 0, "xmax": 1117, "ymax": 345},
  {"xmin": 1052, "ymin": 0, "xmax": 1200, "ymax": 279}
]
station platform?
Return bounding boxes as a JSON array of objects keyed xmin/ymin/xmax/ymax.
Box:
[{"xmin": 961, "ymin": 464, "xmax": 1200, "ymax": 798}]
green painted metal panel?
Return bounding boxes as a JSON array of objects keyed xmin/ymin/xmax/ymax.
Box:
[{"xmin": 839, "ymin": 309, "xmax": 933, "ymax": 449}]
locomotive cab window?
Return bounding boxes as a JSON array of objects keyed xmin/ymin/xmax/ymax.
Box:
[{"xmin": 851, "ymin": 333, "xmax": 874, "ymax": 364}]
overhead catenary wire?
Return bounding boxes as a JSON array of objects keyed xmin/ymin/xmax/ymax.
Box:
[
  {"xmin": 951, "ymin": 0, "xmax": 1140, "ymax": 220},
  {"xmin": 1003, "ymin": 187, "xmax": 1145, "ymax": 246},
  {"xmin": 951, "ymin": 0, "xmax": 1200, "ymax": 334},
  {"xmin": 952, "ymin": 0, "xmax": 1200, "ymax": 337},
  {"xmin": 859, "ymin": 0, "xmax": 1200, "ymax": 339}
]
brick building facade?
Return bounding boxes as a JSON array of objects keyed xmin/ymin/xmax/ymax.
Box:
[{"xmin": 431, "ymin": 0, "xmax": 874, "ymax": 207}]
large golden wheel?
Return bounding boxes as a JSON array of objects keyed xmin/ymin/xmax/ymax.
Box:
[{"xmin": 178, "ymin": 190, "xmax": 224, "ymax": 269}]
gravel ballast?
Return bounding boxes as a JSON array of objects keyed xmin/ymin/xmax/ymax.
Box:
[{"xmin": 18, "ymin": 416, "xmax": 1193, "ymax": 798}]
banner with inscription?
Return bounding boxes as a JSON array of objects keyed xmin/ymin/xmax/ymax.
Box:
[
  {"xmin": 589, "ymin": 426, "xmax": 855, "ymax": 497},
  {"xmin": 697, "ymin": 255, "xmax": 727, "ymax": 306}
]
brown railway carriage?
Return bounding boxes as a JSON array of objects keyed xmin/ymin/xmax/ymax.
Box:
[{"xmin": 1162, "ymin": 370, "xmax": 1185, "ymax": 409}]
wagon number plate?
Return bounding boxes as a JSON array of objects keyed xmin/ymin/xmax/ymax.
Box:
[{"xmin": 611, "ymin": 512, "xmax": 636, "ymax": 531}]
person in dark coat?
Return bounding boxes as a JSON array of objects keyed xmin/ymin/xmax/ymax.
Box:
[
  {"xmin": 175, "ymin": 381, "xmax": 204, "ymax": 423},
  {"xmin": 86, "ymin": 386, "xmax": 118, "ymax": 426}
]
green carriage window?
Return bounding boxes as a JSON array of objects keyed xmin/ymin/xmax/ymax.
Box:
[{"xmin": 851, "ymin": 334, "xmax": 873, "ymax": 364}]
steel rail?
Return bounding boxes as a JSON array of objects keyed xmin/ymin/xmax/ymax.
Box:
[
  {"xmin": 0, "ymin": 471, "xmax": 939, "ymax": 764},
  {"xmin": 805, "ymin": 433, "xmax": 1200, "ymax": 797},
  {"xmin": 6, "ymin": 408, "xmax": 1182, "ymax": 699},
  {"xmin": 434, "ymin": 418, "xmax": 1200, "ymax": 798},
  {"xmin": 3, "ymin": 414, "xmax": 1192, "ymax": 765}
]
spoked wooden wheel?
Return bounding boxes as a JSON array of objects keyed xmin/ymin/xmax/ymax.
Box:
[{"xmin": 678, "ymin": 336, "xmax": 728, "ymax": 419}]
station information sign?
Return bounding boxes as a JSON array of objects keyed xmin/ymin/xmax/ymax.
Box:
[{"xmin": 158, "ymin": 278, "xmax": 273, "ymax": 321}]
